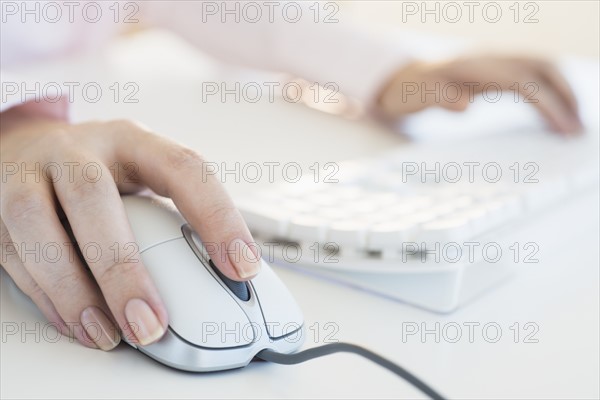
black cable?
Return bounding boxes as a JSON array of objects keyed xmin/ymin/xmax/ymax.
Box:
[{"xmin": 257, "ymin": 343, "xmax": 445, "ymax": 400}]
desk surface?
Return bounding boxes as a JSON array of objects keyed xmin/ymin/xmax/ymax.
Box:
[{"xmin": 1, "ymin": 32, "xmax": 599, "ymax": 399}]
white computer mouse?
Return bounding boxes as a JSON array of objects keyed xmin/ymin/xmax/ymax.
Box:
[{"xmin": 121, "ymin": 195, "xmax": 304, "ymax": 372}]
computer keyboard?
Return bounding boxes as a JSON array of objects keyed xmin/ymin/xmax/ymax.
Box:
[{"xmin": 237, "ymin": 129, "xmax": 599, "ymax": 312}]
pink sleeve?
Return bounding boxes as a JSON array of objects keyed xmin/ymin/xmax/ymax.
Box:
[
  {"xmin": 1, "ymin": 71, "xmax": 70, "ymax": 120},
  {"xmin": 141, "ymin": 1, "xmax": 410, "ymax": 106}
]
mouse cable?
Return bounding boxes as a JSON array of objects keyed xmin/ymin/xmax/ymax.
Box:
[{"xmin": 257, "ymin": 342, "xmax": 445, "ymax": 400}]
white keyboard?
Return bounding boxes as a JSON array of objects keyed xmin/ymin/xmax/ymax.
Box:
[{"xmin": 237, "ymin": 129, "xmax": 599, "ymax": 312}]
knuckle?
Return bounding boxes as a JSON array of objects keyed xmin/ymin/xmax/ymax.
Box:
[
  {"xmin": 108, "ymin": 119, "xmax": 152, "ymax": 141},
  {"xmin": 0, "ymin": 226, "xmax": 15, "ymax": 262},
  {"xmin": 47, "ymin": 269, "xmax": 81, "ymax": 295},
  {"xmin": 71, "ymin": 171, "xmax": 102, "ymax": 196},
  {"xmin": 522, "ymin": 58, "xmax": 553, "ymax": 75},
  {"xmin": 96, "ymin": 260, "xmax": 143, "ymax": 288},
  {"xmin": 166, "ymin": 146, "xmax": 205, "ymax": 172},
  {"xmin": 67, "ymin": 166, "xmax": 113, "ymax": 204},
  {"xmin": 2, "ymin": 190, "xmax": 48, "ymax": 223},
  {"xmin": 48, "ymin": 128, "xmax": 73, "ymax": 144},
  {"xmin": 39, "ymin": 128, "xmax": 75, "ymax": 148},
  {"xmin": 23, "ymin": 280, "xmax": 46, "ymax": 301},
  {"xmin": 530, "ymin": 57, "xmax": 552, "ymax": 69},
  {"xmin": 40, "ymin": 129, "xmax": 75, "ymax": 154},
  {"xmin": 204, "ymin": 204, "xmax": 240, "ymax": 227},
  {"xmin": 0, "ymin": 222, "xmax": 11, "ymax": 245},
  {"xmin": 109, "ymin": 119, "xmax": 142, "ymax": 132}
]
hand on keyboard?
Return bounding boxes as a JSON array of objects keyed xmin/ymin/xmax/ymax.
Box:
[{"xmin": 377, "ymin": 55, "xmax": 583, "ymax": 134}]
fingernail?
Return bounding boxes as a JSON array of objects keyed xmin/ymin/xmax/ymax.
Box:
[
  {"xmin": 228, "ymin": 238, "xmax": 261, "ymax": 279},
  {"xmin": 80, "ymin": 306, "xmax": 121, "ymax": 351},
  {"xmin": 124, "ymin": 299, "xmax": 165, "ymax": 346}
]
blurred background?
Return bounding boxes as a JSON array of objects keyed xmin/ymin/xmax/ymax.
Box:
[{"xmin": 345, "ymin": 1, "xmax": 599, "ymax": 58}]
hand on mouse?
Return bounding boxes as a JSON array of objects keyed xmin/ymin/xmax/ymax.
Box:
[
  {"xmin": 377, "ymin": 55, "xmax": 583, "ymax": 134},
  {"xmin": 0, "ymin": 106, "xmax": 261, "ymax": 351}
]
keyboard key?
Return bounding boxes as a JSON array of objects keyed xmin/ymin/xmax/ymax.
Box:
[
  {"xmin": 314, "ymin": 206, "xmax": 350, "ymax": 221},
  {"xmin": 386, "ymin": 202, "xmax": 420, "ymax": 216},
  {"xmin": 279, "ymin": 178, "xmax": 321, "ymax": 198},
  {"xmin": 342, "ymin": 201, "xmax": 380, "ymax": 215},
  {"xmin": 328, "ymin": 221, "xmax": 368, "ymax": 248},
  {"xmin": 288, "ymin": 216, "xmax": 327, "ymax": 243},
  {"xmin": 323, "ymin": 185, "xmax": 364, "ymax": 200},
  {"xmin": 238, "ymin": 201, "xmax": 290, "ymax": 237},
  {"xmin": 281, "ymin": 199, "xmax": 316, "ymax": 214},
  {"xmin": 417, "ymin": 216, "xmax": 472, "ymax": 247},
  {"xmin": 428, "ymin": 203, "xmax": 460, "ymax": 217},
  {"xmin": 361, "ymin": 192, "xmax": 399, "ymax": 207},
  {"xmin": 451, "ymin": 195, "xmax": 475, "ymax": 209},
  {"xmin": 403, "ymin": 211, "xmax": 438, "ymax": 224},
  {"xmin": 449, "ymin": 207, "xmax": 489, "ymax": 237},
  {"xmin": 521, "ymin": 177, "xmax": 569, "ymax": 209},
  {"xmin": 367, "ymin": 221, "xmax": 416, "ymax": 250}
]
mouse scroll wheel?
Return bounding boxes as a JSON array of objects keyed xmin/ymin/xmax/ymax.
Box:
[{"xmin": 208, "ymin": 260, "xmax": 250, "ymax": 301}]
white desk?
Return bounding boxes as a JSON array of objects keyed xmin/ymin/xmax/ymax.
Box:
[{"xmin": 1, "ymin": 32, "xmax": 599, "ymax": 399}]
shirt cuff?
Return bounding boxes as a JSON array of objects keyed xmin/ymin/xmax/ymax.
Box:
[{"xmin": 1, "ymin": 71, "xmax": 70, "ymax": 120}]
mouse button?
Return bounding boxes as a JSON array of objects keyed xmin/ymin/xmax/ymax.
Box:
[
  {"xmin": 140, "ymin": 238, "xmax": 254, "ymax": 348},
  {"xmin": 186, "ymin": 228, "xmax": 249, "ymax": 301},
  {"xmin": 121, "ymin": 196, "xmax": 185, "ymax": 251},
  {"xmin": 208, "ymin": 260, "xmax": 250, "ymax": 301},
  {"xmin": 250, "ymin": 261, "xmax": 304, "ymax": 339}
]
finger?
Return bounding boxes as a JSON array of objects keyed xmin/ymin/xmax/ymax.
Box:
[
  {"xmin": 518, "ymin": 73, "xmax": 580, "ymax": 134},
  {"xmin": 1, "ymin": 183, "xmax": 121, "ymax": 351},
  {"xmin": 530, "ymin": 60, "xmax": 579, "ymax": 112},
  {"xmin": 535, "ymin": 61, "xmax": 583, "ymax": 130},
  {"xmin": 108, "ymin": 159, "xmax": 146, "ymax": 194},
  {"xmin": 52, "ymin": 152, "xmax": 168, "ymax": 347},
  {"xmin": 439, "ymin": 80, "xmax": 470, "ymax": 112},
  {"xmin": 112, "ymin": 121, "xmax": 261, "ymax": 282},
  {"xmin": 1, "ymin": 218, "xmax": 70, "ymax": 338}
]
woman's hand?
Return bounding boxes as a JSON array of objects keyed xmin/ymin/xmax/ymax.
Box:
[
  {"xmin": 377, "ymin": 55, "xmax": 583, "ymax": 134},
  {"xmin": 0, "ymin": 106, "xmax": 260, "ymax": 351}
]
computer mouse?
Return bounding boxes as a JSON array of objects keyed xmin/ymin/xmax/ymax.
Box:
[{"xmin": 120, "ymin": 195, "xmax": 304, "ymax": 372}]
